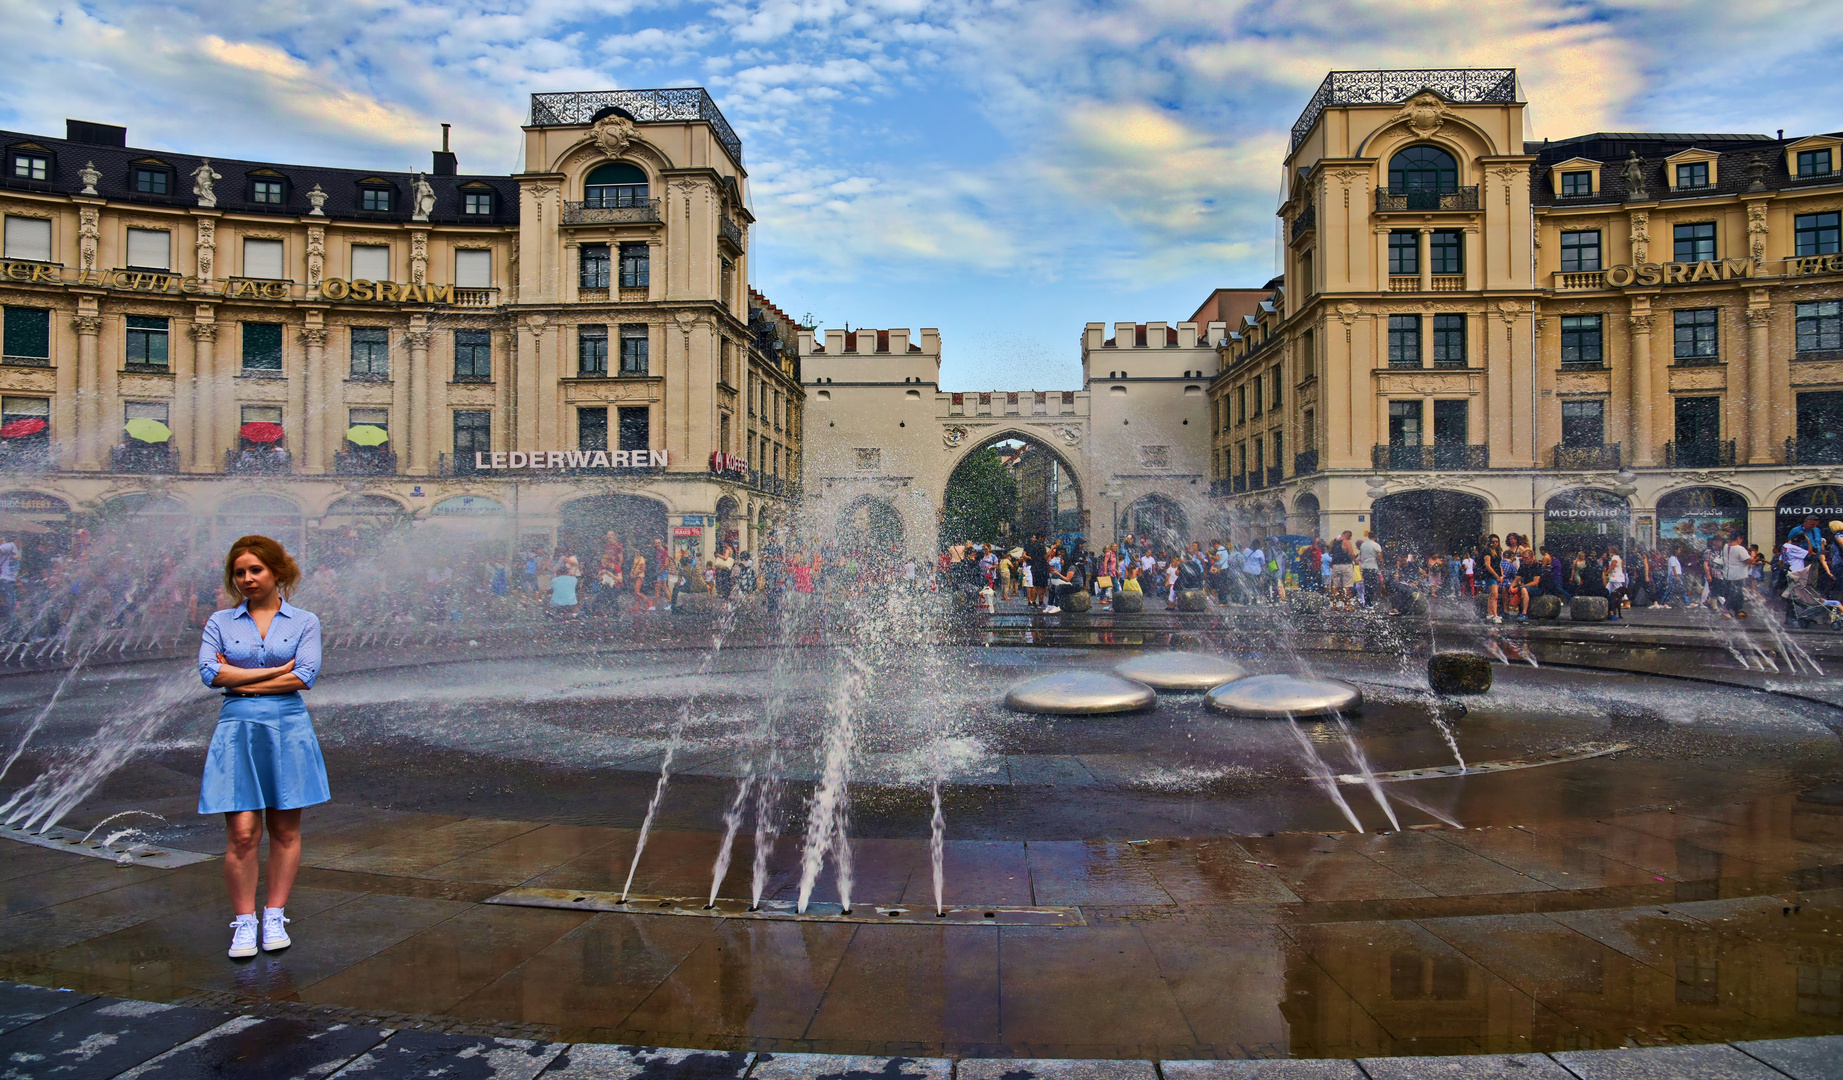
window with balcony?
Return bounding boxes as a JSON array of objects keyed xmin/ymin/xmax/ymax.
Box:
[
  {"xmin": 3, "ymin": 216, "xmax": 50, "ymax": 261},
  {"xmin": 618, "ymin": 406, "xmax": 649, "ymax": 452},
  {"xmin": 0, "ymin": 396, "xmax": 51, "ymax": 468},
  {"xmin": 453, "ymin": 410, "xmax": 491, "ymax": 471},
  {"xmin": 1388, "ymin": 400, "xmax": 1422, "ymax": 447},
  {"xmin": 1389, "ymin": 146, "xmax": 1458, "ymax": 192},
  {"xmin": 1432, "ymin": 314, "xmax": 1466, "ymax": 368},
  {"xmin": 1674, "ymin": 396, "xmax": 1722, "ymax": 466},
  {"xmin": 620, "ymin": 325, "xmax": 649, "ymax": 375},
  {"xmin": 9, "ymin": 152, "xmax": 48, "ymax": 182},
  {"xmin": 243, "ymin": 238, "xmax": 284, "ymax": 279},
  {"xmin": 580, "ymin": 244, "xmax": 610, "ymax": 288},
  {"xmin": 125, "ymin": 316, "xmax": 169, "ymax": 370},
  {"xmin": 1797, "ymin": 392, "xmax": 1843, "ymax": 465},
  {"xmin": 1676, "ymin": 162, "xmax": 1710, "ymax": 189},
  {"xmin": 454, "ymin": 329, "xmax": 491, "ymax": 381},
  {"xmin": 1561, "ymin": 171, "xmax": 1592, "ymax": 196},
  {"xmin": 1434, "ymin": 399, "xmax": 1468, "ymax": 445},
  {"xmin": 350, "ymin": 327, "xmax": 389, "ymax": 379},
  {"xmin": 1388, "ymin": 230, "xmax": 1418, "ymax": 275},
  {"xmin": 578, "ymin": 324, "xmax": 609, "ymax": 376},
  {"xmin": 131, "ymin": 165, "xmax": 170, "ymax": 195},
  {"xmin": 1388, "ymin": 314, "xmax": 1421, "ymax": 368},
  {"xmin": 1674, "ymin": 308, "xmax": 1719, "ymax": 363},
  {"xmin": 619, "ymin": 242, "xmax": 649, "ymax": 288},
  {"xmin": 1561, "ymin": 400, "xmax": 1605, "ymax": 448},
  {"xmin": 1560, "ymin": 315, "xmax": 1603, "ymax": 367},
  {"xmin": 125, "ymin": 227, "xmax": 170, "ymax": 270},
  {"xmin": 1, "ymin": 307, "xmax": 49, "ymax": 365},
  {"xmin": 1430, "ymin": 230, "xmax": 1463, "ymax": 274},
  {"xmin": 1799, "ymin": 149, "xmax": 1835, "ymax": 177},
  {"xmin": 1797, "ymin": 301, "xmax": 1843, "ymax": 357},
  {"xmin": 584, "ymin": 162, "xmax": 648, "ymax": 208},
  {"xmin": 1560, "ymin": 230, "xmax": 1602, "ymax": 271},
  {"xmin": 241, "ymin": 322, "xmax": 283, "ymax": 372},
  {"xmin": 1673, "ymin": 222, "xmax": 1716, "ymax": 263},
  {"xmin": 339, "ymin": 408, "xmax": 394, "ymax": 475},
  {"xmin": 579, "ymin": 406, "xmax": 608, "ymax": 451},
  {"xmin": 1796, "ymin": 212, "xmax": 1842, "ymax": 256}
]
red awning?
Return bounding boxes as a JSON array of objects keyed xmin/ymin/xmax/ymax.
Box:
[
  {"xmin": 0, "ymin": 418, "xmax": 47, "ymax": 438},
  {"xmin": 239, "ymin": 421, "xmax": 285, "ymax": 443}
]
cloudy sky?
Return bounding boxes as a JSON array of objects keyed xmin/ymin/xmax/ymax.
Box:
[{"xmin": 3, "ymin": 1, "xmax": 1839, "ymax": 387}]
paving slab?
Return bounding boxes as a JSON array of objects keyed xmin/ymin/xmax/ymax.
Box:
[
  {"xmin": 0, "ymin": 981, "xmax": 91, "ymax": 1035},
  {"xmin": 1551, "ymin": 1043, "xmax": 1793, "ymax": 1080},
  {"xmin": 116, "ymin": 1015, "xmax": 390, "ymax": 1080},
  {"xmin": 1358, "ymin": 1054, "xmax": 1577, "ymax": 1080},
  {"xmin": 748, "ymin": 1054, "xmax": 952, "ymax": 1080},
  {"xmin": 0, "ymin": 996, "xmax": 228, "ymax": 1079},
  {"xmin": 959, "ymin": 1058, "xmax": 1157, "ymax": 1080},
  {"xmin": 1163, "ymin": 1060, "xmax": 1365, "ymax": 1079},
  {"xmin": 534, "ymin": 1044, "xmax": 754, "ymax": 1079},
  {"xmin": 1733, "ymin": 1036, "xmax": 1843, "ymax": 1080},
  {"xmin": 327, "ymin": 1029, "xmax": 566, "ymax": 1078}
]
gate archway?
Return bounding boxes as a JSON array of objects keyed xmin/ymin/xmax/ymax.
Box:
[
  {"xmin": 1123, "ymin": 494, "xmax": 1188, "ymax": 549},
  {"xmin": 837, "ymin": 496, "xmax": 904, "ymax": 554},
  {"xmin": 942, "ymin": 431, "xmax": 1084, "ymax": 546}
]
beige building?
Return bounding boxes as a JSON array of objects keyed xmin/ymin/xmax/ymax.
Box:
[
  {"xmin": 1215, "ymin": 69, "xmax": 1843, "ymax": 557},
  {"xmin": 0, "ymin": 89, "xmax": 801, "ymax": 564}
]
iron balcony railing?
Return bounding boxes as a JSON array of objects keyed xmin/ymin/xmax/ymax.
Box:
[
  {"xmin": 1787, "ymin": 437, "xmax": 1843, "ymax": 466},
  {"xmin": 1375, "ymin": 186, "xmax": 1481, "ymax": 212},
  {"xmin": 1664, "ymin": 439, "xmax": 1735, "ymax": 468},
  {"xmin": 334, "ymin": 448, "xmax": 399, "ymax": 476},
  {"xmin": 1209, "ymin": 478, "xmax": 1230, "ymax": 497},
  {"xmin": 111, "ymin": 443, "xmax": 176, "ymax": 473},
  {"xmin": 225, "ymin": 448, "xmax": 293, "ymax": 475},
  {"xmin": 1291, "ymin": 69, "xmax": 1518, "ymax": 150},
  {"xmin": 1266, "ymin": 465, "xmax": 1285, "ymax": 487},
  {"xmin": 720, "ymin": 215, "xmax": 745, "ymax": 251},
  {"xmin": 1373, "ymin": 444, "xmax": 1491, "ymax": 471},
  {"xmin": 1290, "ymin": 205, "xmax": 1316, "ymax": 241},
  {"xmin": 1552, "ymin": 443, "xmax": 1622, "ymax": 470},
  {"xmin": 1233, "ymin": 473, "xmax": 1248, "ymax": 494},
  {"xmin": 1294, "ymin": 449, "xmax": 1319, "ymax": 476},
  {"xmin": 529, "ymin": 89, "xmax": 743, "ymax": 164},
  {"xmin": 561, "ymin": 199, "xmax": 662, "ymax": 226}
]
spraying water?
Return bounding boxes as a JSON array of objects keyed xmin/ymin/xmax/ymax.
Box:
[
  {"xmin": 0, "ymin": 655, "xmax": 88, "ymax": 784},
  {"xmin": 796, "ymin": 646, "xmax": 869, "ymax": 913},
  {"xmin": 1429, "ymin": 709, "xmax": 1467, "ymax": 772},
  {"xmin": 1389, "ymin": 788, "xmax": 1464, "ymax": 828},
  {"xmin": 749, "ymin": 745, "xmax": 785, "ymax": 910},
  {"xmin": 707, "ymin": 767, "xmax": 754, "ymax": 908},
  {"xmin": 1284, "ymin": 715, "xmax": 1364, "ymax": 832},
  {"xmin": 1336, "ymin": 715, "xmax": 1400, "ymax": 831},
  {"xmin": 929, "ymin": 780, "xmax": 946, "ymax": 916}
]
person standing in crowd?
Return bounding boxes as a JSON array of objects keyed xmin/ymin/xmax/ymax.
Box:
[
  {"xmin": 1604, "ymin": 545, "xmax": 1628, "ymax": 621},
  {"xmin": 1720, "ymin": 531, "xmax": 1752, "ymax": 619},
  {"xmin": 0, "ymin": 536, "xmax": 18, "ymax": 629},
  {"xmin": 1328, "ymin": 530, "xmax": 1356, "ymax": 609},
  {"xmin": 1358, "ymin": 530, "xmax": 1383, "ymax": 607},
  {"xmin": 198, "ymin": 535, "xmax": 326, "ymax": 960},
  {"xmin": 712, "ymin": 544, "xmax": 735, "ymax": 601},
  {"xmin": 1480, "ymin": 535, "xmax": 1505, "ymax": 623}
]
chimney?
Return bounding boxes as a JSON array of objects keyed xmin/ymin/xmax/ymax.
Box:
[
  {"xmin": 432, "ymin": 123, "xmax": 458, "ymax": 176},
  {"xmin": 66, "ymin": 120, "xmax": 125, "ymax": 147}
]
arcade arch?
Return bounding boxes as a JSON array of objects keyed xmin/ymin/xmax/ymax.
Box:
[{"xmin": 941, "ymin": 431, "xmax": 1085, "ymax": 545}]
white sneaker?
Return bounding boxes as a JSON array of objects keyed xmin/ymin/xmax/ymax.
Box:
[
  {"xmin": 1042, "ymin": 605, "xmax": 1061, "ymax": 614},
  {"xmin": 228, "ymin": 914, "xmax": 259, "ymax": 959},
  {"xmin": 261, "ymin": 909, "xmax": 291, "ymax": 951}
]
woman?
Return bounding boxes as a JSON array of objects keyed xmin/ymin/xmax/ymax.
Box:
[
  {"xmin": 1480, "ymin": 535, "xmax": 1505, "ymax": 623},
  {"xmin": 549, "ymin": 557, "xmax": 580, "ymax": 618},
  {"xmin": 1605, "ymin": 546, "xmax": 1628, "ymax": 620},
  {"xmin": 197, "ymin": 535, "xmax": 326, "ymax": 960}
]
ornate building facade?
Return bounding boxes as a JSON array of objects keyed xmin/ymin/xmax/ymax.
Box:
[{"xmin": 0, "ymin": 90, "xmax": 802, "ymax": 563}]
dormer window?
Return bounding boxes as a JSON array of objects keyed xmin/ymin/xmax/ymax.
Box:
[
  {"xmin": 1676, "ymin": 162, "xmax": 1709, "ymax": 189},
  {"xmin": 463, "ymin": 191, "xmax": 492, "ymax": 215},
  {"xmin": 9, "ymin": 152, "xmax": 48, "ymax": 182},
  {"xmin": 1561, "ymin": 171, "xmax": 1592, "ymax": 196},
  {"xmin": 131, "ymin": 164, "xmax": 170, "ymax": 195},
  {"xmin": 248, "ymin": 170, "xmax": 287, "ymax": 205},
  {"xmin": 584, "ymin": 162, "xmax": 647, "ymax": 209},
  {"xmin": 1800, "ymin": 149, "xmax": 1835, "ymax": 177},
  {"xmin": 357, "ymin": 179, "xmax": 395, "ymax": 212}
]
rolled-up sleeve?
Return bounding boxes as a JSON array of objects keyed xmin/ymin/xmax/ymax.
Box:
[
  {"xmin": 198, "ymin": 617, "xmax": 224, "ymax": 687},
  {"xmin": 292, "ymin": 615, "xmax": 322, "ymax": 689}
]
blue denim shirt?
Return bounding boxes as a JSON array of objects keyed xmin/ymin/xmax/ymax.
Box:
[{"xmin": 197, "ymin": 599, "xmax": 322, "ymax": 690}]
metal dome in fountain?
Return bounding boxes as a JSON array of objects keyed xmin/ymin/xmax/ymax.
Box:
[
  {"xmin": 1003, "ymin": 671, "xmax": 1157, "ymax": 715},
  {"xmin": 1113, "ymin": 652, "xmax": 1248, "ymax": 692},
  {"xmin": 1204, "ymin": 674, "xmax": 1363, "ymax": 718}
]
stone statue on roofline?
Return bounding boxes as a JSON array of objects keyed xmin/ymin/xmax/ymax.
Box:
[
  {"xmin": 192, "ymin": 159, "xmax": 222, "ymax": 207},
  {"xmin": 412, "ymin": 173, "xmax": 436, "ymax": 221},
  {"xmin": 1622, "ymin": 152, "xmax": 1648, "ymax": 200}
]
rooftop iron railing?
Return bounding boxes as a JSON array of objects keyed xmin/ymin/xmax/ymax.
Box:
[
  {"xmin": 529, "ymin": 90, "xmax": 743, "ymax": 164},
  {"xmin": 1291, "ymin": 69, "xmax": 1518, "ymax": 150}
]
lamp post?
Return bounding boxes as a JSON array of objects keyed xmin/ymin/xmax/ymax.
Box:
[{"xmin": 1102, "ymin": 489, "xmax": 1122, "ymax": 545}]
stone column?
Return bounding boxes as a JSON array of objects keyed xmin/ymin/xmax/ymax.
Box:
[
  {"xmin": 189, "ymin": 321, "xmax": 217, "ymax": 473},
  {"xmin": 407, "ymin": 325, "xmax": 432, "ymax": 474},
  {"xmin": 73, "ymin": 314, "xmax": 103, "ymax": 470},
  {"xmin": 647, "ymin": 238, "xmax": 664, "ymax": 303},
  {"xmin": 1628, "ymin": 312, "xmax": 1654, "ymax": 466},
  {"xmin": 1746, "ymin": 305, "xmax": 1773, "ymax": 464},
  {"xmin": 301, "ymin": 326, "xmax": 327, "ymax": 474},
  {"xmin": 1418, "ymin": 228, "xmax": 1433, "ymax": 293}
]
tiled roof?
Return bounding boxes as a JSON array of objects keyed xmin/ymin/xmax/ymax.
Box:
[{"xmin": 1530, "ymin": 130, "xmax": 1843, "ymax": 207}]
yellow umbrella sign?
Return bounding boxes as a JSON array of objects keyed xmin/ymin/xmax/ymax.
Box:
[
  {"xmin": 124, "ymin": 418, "xmax": 172, "ymax": 443},
  {"xmin": 346, "ymin": 424, "xmax": 389, "ymax": 446}
]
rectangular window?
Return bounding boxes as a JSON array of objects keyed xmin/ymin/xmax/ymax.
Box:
[
  {"xmin": 1799, "ymin": 392, "xmax": 1843, "ymax": 461},
  {"xmin": 132, "ymin": 167, "xmax": 168, "ymax": 195},
  {"xmin": 1560, "ymin": 230, "xmax": 1602, "ymax": 272},
  {"xmin": 1271, "ymin": 430, "xmax": 1282, "ymax": 470},
  {"xmin": 1236, "ymin": 385, "xmax": 1246, "ymax": 425},
  {"xmin": 1676, "ymin": 162, "xmax": 1709, "ymax": 189},
  {"xmin": 618, "ymin": 406, "xmax": 649, "ymax": 452},
  {"xmin": 1674, "ymin": 309, "xmax": 1719, "ymax": 362},
  {"xmin": 251, "ymin": 179, "xmax": 284, "ymax": 205},
  {"xmin": 1301, "ymin": 329, "xmax": 1315, "ymax": 380},
  {"xmin": 1, "ymin": 307, "xmax": 50, "ymax": 362},
  {"xmin": 349, "ymin": 407, "xmax": 388, "ymax": 434},
  {"xmin": 454, "ymin": 250, "xmax": 491, "ymax": 288},
  {"xmin": 1432, "ymin": 314, "xmax": 1466, "ymax": 368},
  {"xmin": 1253, "ymin": 439, "xmax": 1264, "ymax": 476},
  {"xmin": 1561, "ymin": 400, "xmax": 1605, "ymax": 448},
  {"xmin": 580, "ymin": 244, "xmax": 610, "ymax": 289},
  {"xmin": 350, "ymin": 327, "xmax": 389, "ymax": 379},
  {"xmin": 1251, "ymin": 375, "xmax": 1263, "ymax": 417},
  {"xmin": 10, "ymin": 154, "xmax": 47, "ymax": 182},
  {"xmin": 1797, "ymin": 301, "xmax": 1843, "ymax": 356},
  {"xmin": 1303, "ymin": 410, "xmax": 1315, "ymax": 451},
  {"xmin": 1675, "ymin": 396, "xmax": 1721, "ymax": 454},
  {"xmin": 1388, "ymin": 314, "xmax": 1421, "ymax": 368},
  {"xmin": 2, "ymin": 217, "xmax": 51, "ymax": 262},
  {"xmin": 125, "ymin": 315, "xmax": 169, "ymax": 369},
  {"xmin": 241, "ymin": 322, "xmax": 283, "ymax": 372},
  {"xmin": 1561, "ymin": 171, "xmax": 1592, "ymax": 196},
  {"xmin": 1799, "ymin": 149, "xmax": 1836, "ymax": 177},
  {"xmin": 462, "ymin": 192, "xmax": 492, "ymax": 215},
  {"xmin": 350, "ymin": 244, "xmax": 389, "ymax": 280},
  {"xmin": 453, "ymin": 329, "xmax": 491, "ymax": 380},
  {"xmin": 1270, "ymin": 365, "xmax": 1282, "ymax": 408},
  {"xmin": 619, "ymin": 242, "xmax": 650, "ymax": 288},
  {"xmin": 578, "ymin": 325, "xmax": 609, "ymax": 376},
  {"xmin": 1433, "ymin": 399, "xmax": 1468, "ymax": 445},
  {"xmin": 240, "ymin": 404, "xmax": 282, "ymax": 427},
  {"xmin": 1560, "ymin": 314, "xmax": 1604, "ymax": 367},
  {"xmin": 360, "ymin": 188, "xmax": 392, "ymax": 212},
  {"xmin": 125, "ymin": 400, "xmax": 167, "ymax": 424},
  {"xmin": 1673, "ymin": 222, "xmax": 1716, "ymax": 263},
  {"xmin": 1429, "ymin": 230, "xmax": 1463, "ymax": 275},
  {"xmin": 578, "ymin": 406, "xmax": 608, "ymax": 452},
  {"xmin": 242, "ymin": 238, "xmax": 284, "ymax": 279},
  {"xmin": 1796, "ymin": 212, "xmax": 1842, "ymax": 256},
  {"xmin": 1, "ymin": 396, "xmax": 50, "ymax": 463},
  {"xmin": 1388, "ymin": 400, "xmax": 1422, "ymax": 446},
  {"xmin": 453, "ymin": 410, "xmax": 491, "ymax": 469},
  {"xmin": 620, "ymin": 325, "xmax": 649, "ymax": 375},
  {"xmin": 125, "ymin": 228, "xmax": 169, "ymax": 270},
  {"xmin": 1388, "ymin": 230, "xmax": 1419, "ymax": 275}
]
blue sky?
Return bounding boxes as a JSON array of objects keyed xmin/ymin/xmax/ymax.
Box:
[{"xmin": 3, "ymin": 0, "xmax": 1840, "ymax": 388}]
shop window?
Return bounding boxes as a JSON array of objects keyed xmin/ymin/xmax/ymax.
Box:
[
  {"xmin": 1560, "ymin": 230, "xmax": 1601, "ymax": 272},
  {"xmin": 125, "ymin": 315, "xmax": 169, "ymax": 370},
  {"xmin": 580, "ymin": 244, "xmax": 610, "ymax": 288},
  {"xmin": 2, "ymin": 216, "xmax": 50, "ymax": 262},
  {"xmin": 1673, "ymin": 222, "xmax": 1716, "ymax": 263},
  {"xmin": 1432, "ymin": 314, "xmax": 1466, "ymax": 368},
  {"xmin": 1674, "ymin": 309, "xmax": 1719, "ymax": 363},
  {"xmin": 350, "ymin": 327, "xmax": 389, "ymax": 379},
  {"xmin": 578, "ymin": 324, "xmax": 609, "ymax": 376},
  {"xmin": 1796, "ymin": 212, "xmax": 1842, "ymax": 256},
  {"xmin": 1388, "ymin": 314, "xmax": 1422, "ymax": 368},
  {"xmin": 242, "ymin": 322, "xmax": 283, "ymax": 372},
  {"xmin": 1561, "ymin": 400, "xmax": 1605, "ymax": 447},
  {"xmin": 454, "ymin": 329, "xmax": 491, "ymax": 381},
  {"xmin": 1560, "ymin": 315, "xmax": 1603, "ymax": 367}
]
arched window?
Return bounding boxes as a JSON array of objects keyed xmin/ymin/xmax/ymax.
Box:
[
  {"xmin": 584, "ymin": 163, "xmax": 648, "ymax": 209},
  {"xmin": 1388, "ymin": 146, "xmax": 1458, "ymax": 193}
]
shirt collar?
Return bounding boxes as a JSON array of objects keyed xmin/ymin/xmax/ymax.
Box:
[{"xmin": 232, "ymin": 599, "xmax": 297, "ymax": 620}]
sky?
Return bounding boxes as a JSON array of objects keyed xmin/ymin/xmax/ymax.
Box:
[{"xmin": 3, "ymin": 1, "xmax": 1841, "ymax": 389}]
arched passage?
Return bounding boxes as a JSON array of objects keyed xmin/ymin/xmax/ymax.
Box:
[
  {"xmin": 837, "ymin": 496, "xmax": 904, "ymax": 555},
  {"xmin": 558, "ymin": 494, "xmax": 668, "ymax": 565},
  {"xmin": 1542, "ymin": 489, "xmax": 1631, "ymax": 563},
  {"xmin": 714, "ymin": 495, "xmax": 741, "ymax": 552},
  {"xmin": 217, "ymin": 494, "xmax": 303, "ymax": 553},
  {"xmin": 1123, "ymin": 494, "xmax": 1188, "ymax": 550},
  {"xmin": 942, "ymin": 432, "xmax": 1084, "ymax": 546},
  {"xmin": 1372, "ymin": 490, "xmax": 1487, "ymax": 556},
  {"xmin": 1292, "ymin": 493, "xmax": 1323, "ymax": 539},
  {"xmin": 1657, "ymin": 487, "xmax": 1749, "ymax": 551}
]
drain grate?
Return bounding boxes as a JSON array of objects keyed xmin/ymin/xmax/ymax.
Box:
[
  {"xmin": 483, "ymin": 887, "xmax": 1084, "ymax": 926},
  {"xmin": 1336, "ymin": 741, "xmax": 1633, "ymax": 785},
  {"xmin": 0, "ymin": 822, "xmax": 216, "ymax": 869}
]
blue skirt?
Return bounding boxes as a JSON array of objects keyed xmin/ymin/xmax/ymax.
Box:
[{"xmin": 198, "ymin": 693, "xmax": 331, "ymax": 814}]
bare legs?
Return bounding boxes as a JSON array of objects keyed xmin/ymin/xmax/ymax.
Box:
[{"xmin": 223, "ymin": 808, "xmax": 303, "ymax": 915}]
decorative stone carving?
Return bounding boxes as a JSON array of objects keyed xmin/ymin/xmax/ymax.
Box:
[
  {"xmin": 1746, "ymin": 307, "xmax": 1773, "ymax": 328},
  {"xmin": 72, "ymin": 315, "xmax": 103, "ymax": 336},
  {"xmin": 411, "ymin": 173, "xmax": 436, "ymax": 222},
  {"xmin": 1748, "ymin": 201, "xmax": 1769, "ymax": 261},
  {"xmin": 191, "ymin": 159, "xmax": 222, "ymax": 207},
  {"xmin": 77, "ymin": 207, "xmax": 99, "ymax": 271},
  {"xmin": 1333, "ymin": 168, "xmax": 1363, "ymax": 209},
  {"xmin": 942, "ymin": 425, "xmax": 968, "ymax": 448},
  {"xmin": 591, "ymin": 113, "xmax": 637, "ymax": 157},
  {"xmin": 306, "ymin": 225, "xmax": 325, "ymax": 286},
  {"xmin": 307, "ymin": 183, "xmax": 328, "ymax": 216},
  {"xmin": 78, "ymin": 161, "xmax": 100, "ymax": 196},
  {"xmin": 410, "ymin": 230, "xmax": 428, "ymax": 285},
  {"xmin": 1392, "ymin": 92, "xmax": 1448, "ymax": 139},
  {"xmin": 189, "ymin": 322, "xmax": 218, "ymax": 343},
  {"xmin": 1628, "ymin": 314, "xmax": 1654, "ymax": 334},
  {"xmin": 1746, "ymin": 155, "xmax": 1769, "ymax": 193},
  {"xmin": 405, "ymin": 330, "xmax": 432, "ymax": 350},
  {"xmin": 1628, "ymin": 210, "xmax": 1649, "ymax": 264},
  {"xmin": 299, "ymin": 328, "xmax": 328, "ymax": 348},
  {"xmin": 1621, "ymin": 152, "xmax": 1649, "ymax": 200},
  {"xmin": 194, "ymin": 218, "xmax": 216, "ymax": 280},
  {"xmin": 1052, "ymin": 424, "xmax": 1082, "ymax": 447}
]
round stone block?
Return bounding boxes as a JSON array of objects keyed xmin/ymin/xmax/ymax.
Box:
[
  {"xmin": 1571, "ymin": 595, "xmax": 1610, "ymax": 622},
  {"xmin": 1176, "ymin": 588, "xmax": 1209, "ymax": 613},
  {"xmin": 1113, "ymin": 590, "xmax": 1145, "ymax": 613},
  {"xmin": 1427, "ymin": 652, "xmax": 1493, "ymax": 695},
  {"xmin": 1003, "ymin": 671, "xmax": 1158, "ymax": 715},
  {"xmin": 1204, "ymin": 673, "xmax": 1363, "ymax": 718},
  {"xmin": 1062, "ymin": 590, "xmax": 1092, "ymax": 613},
  {"xmin": 1114, "ymin": 652, "xmax": 1249, "ymax": 692},
  {"xmin": 1391, "ymin": 584, "xmax": 1428, "ymax": 617},
  {"xmin": 1528, "ymin": 594, "xmax": 1563, "ymax": 620}
]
